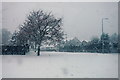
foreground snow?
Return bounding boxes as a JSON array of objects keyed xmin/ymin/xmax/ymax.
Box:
[
  {"xmin": 0, "ymin": 56, "xmax": 2, "ymax": 79},
  {"xmin": 2, "ymin": 51, "xmax": 118, "ymax": 78}
]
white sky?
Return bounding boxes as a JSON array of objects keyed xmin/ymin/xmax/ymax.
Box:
[{"xmin": 2, "ymin": 2, "xmax": 118, "ymax": 41}]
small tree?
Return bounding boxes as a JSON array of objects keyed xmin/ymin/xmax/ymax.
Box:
[
  {"xmin": 100, "ymin": 33, "xmax": 110, "ymax": 53},
  {"xmin": 18, "ymin": 10, "xmax": 64, "ymax": 56},
  {"xmin": 109, "ymin": 33, "xmax": 118, "ymax": 53},
  {"xmin": 91, "ymin": 37, "xmax": 100, "ymax": 52}
]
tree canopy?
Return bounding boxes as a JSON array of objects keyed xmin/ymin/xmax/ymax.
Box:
[{"xmin": 11, "ymin": 10, "xmax": 64, "ymax": 56}]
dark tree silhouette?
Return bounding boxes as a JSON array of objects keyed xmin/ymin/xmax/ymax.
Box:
[{"xmin": 13, "ymin": 10, "xmax": 64, "ymax": 56}]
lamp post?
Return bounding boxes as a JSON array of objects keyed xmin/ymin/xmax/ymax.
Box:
[{"xmin": 101, "ymin": 18, "xmax": 109, "ymax": 53}]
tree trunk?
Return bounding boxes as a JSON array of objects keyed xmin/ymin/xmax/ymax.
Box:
[
  {"xmin": 34, "ymin": 43, "xmax": 37, "ymax": 52},
  {"xmin": 37, "ymin": 45, "xmax": 40, "ymax": 56}
]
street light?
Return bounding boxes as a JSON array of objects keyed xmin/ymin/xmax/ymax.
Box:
[
  {"xmin": 101, "ymin": 18, "xmax": 109, "ymax": 53},
  {"xmin": 102, "ymin": 18, "xmax": 109, "ymax": 34}
]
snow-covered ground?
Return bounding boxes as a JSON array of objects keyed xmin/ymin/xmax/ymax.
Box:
[
  {"xmin": 2, "ymin": 51, "xmax": 118, "ymax": 78},
  {"xmin": 0, "ymin": 56, "xmax": 2, "ymax": 79}
]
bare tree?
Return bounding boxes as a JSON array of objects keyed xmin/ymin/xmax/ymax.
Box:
[{"xmin": 18, "ymin": 10, "xmax": 64, "ymax": 56}]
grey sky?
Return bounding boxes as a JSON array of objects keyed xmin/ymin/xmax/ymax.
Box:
[{"xmin": 2, "ymin": 2, "xmax": 118, "ymax": 41}]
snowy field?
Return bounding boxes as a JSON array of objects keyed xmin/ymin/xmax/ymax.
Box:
[
  {"xmin": 2, "ymin": 51, "xmax": 118, "ymax": 78},
  {"xmin": 0, "ymin": 56, "xmax": 2, "ymax": 79}
]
